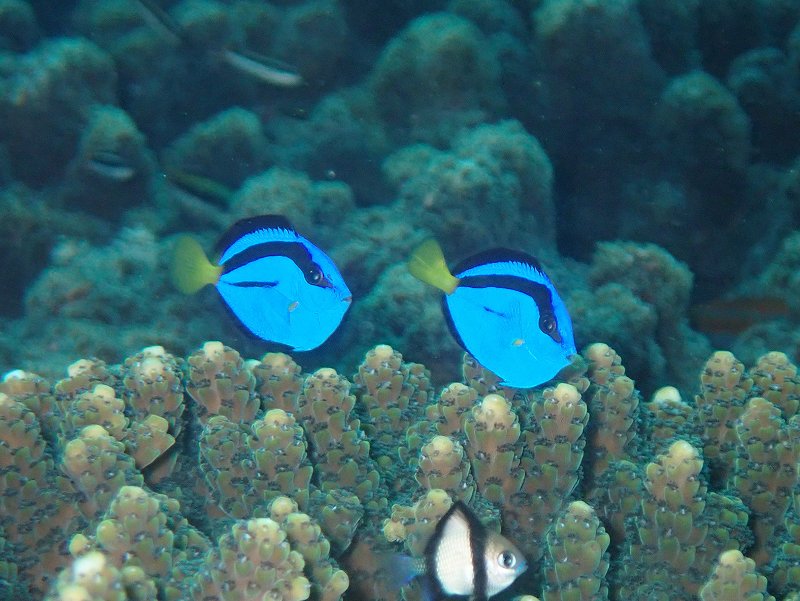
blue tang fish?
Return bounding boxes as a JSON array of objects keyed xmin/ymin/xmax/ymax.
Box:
[
  {"xmin": 409, "ymin": 239, "xmax": 575, "ymax": 388},
  {"xmin": 171, "ymin": 215, "xmax": 351, "ymax": 351}
]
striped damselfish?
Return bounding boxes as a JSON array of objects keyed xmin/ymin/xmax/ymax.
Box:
[
  {"xmin": 171, "ymin": 215, "xmax": 351, "ymax": 351},
  {"xmin": 409, "ymin": 239, "xmax": 575, "ymax": 388},
  {"xmin": 388, "ymin": 501, "xmax": 527, "ymax": 601}
]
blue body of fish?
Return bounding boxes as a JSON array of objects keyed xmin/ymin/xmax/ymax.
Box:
[
  {"xmin": 444, "ymin": 250, "xmax": 575, "ymax": 388},
  {"xmin": 215, "ymin": 216, "xmax": 351, "ymax": 351}
]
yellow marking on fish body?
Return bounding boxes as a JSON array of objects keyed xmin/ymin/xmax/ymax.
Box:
[
  {"xmin": 512, "ymin": 338, "xmax": 524, "ymax": 347},
  {"xmin": 170, "ymin": 235, "xmax": 222, "ymax": 294},
  {"xmin": 288, "ymin": 301, "xmax": 299, "ymax": 312},
  {"xmin": 408, "ymin": 239, "xmax": 460, "ymax": 295}
]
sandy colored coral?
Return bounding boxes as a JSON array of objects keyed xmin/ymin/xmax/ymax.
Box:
[
  {"xmin": 309, "ymin": 489, "xmax": 364, "ymax": 554},
  {"xmin": 695, "ymin": 350, "xmax": 753, "ymax": 482},
  {"xmin": 733, "ymin": 396, "xmax": 798, "ymax": 566},
  {"xmin": 125, "ymin": 414, "xmax": 175, "ymax": 472},
  {"xmin": 185, "ymin": 341, "xmax": 258, "ymax": 424},
  {"xmin": 464, "ymin": 392, "xmax": 523, "ymax": 505},
  {"xmin": 251, "ymin": 409, "xmax": 314, "ymax": 510},
  {"xmin": 188, "ymin": 517, "xmax": 311, "ymax": 601},
  {"xmin": 621, "ymin": 439, "xmax": 737, "ymax": 598},
  {"xmin": 44, "ymin": 551, "xmax": 125, "ymax": 601},
  {"xmin": 646, "ymin": 385, "xmax": 693, "ymax": 444},
  {"xmin": 384, "ymin": 488, "xmax": 453, "ymax": 557},
  {"xmin": 542, "ymin": 500, "xmax": 610, "ymax": 601},
  {"xmin": 64, "ymin": 384, "xmax": 128, "ymax": 441},
  {"xmin": 585, "ymin": 365, "xmax": 638, "ymax": 479},
  {"xmin": 121, "ymin": 345, "xmax": 185, "ymax": 436},
  {"xmin": 749, "ymin": 351, "xmax": 800, "ymax": 418},
  {"xmin": 699, "ymin": 549, "xmax": 775, "ymax": 601},
  {"xmin": 252, "ymin": 351, "xmax": 304, "ymax": 414},
  {"xmin": 0, "ymin": 368, "xmax": 59, "ymax": 438},
  {"xmin": 0, "ymin": 393, "xmax": 82, "ymax": 595},
  {"xmin": 427, "ymin": 381, "xmax": 478, "ymax": 437},
  {"xmin": 354, "ymin": 343, "xmax": 431, "ymax": 488},
  {"xmin": 415, "ymin": 434, "xmax": 474, "ymax": 502},
  {"xmin": 59, "ymin": 482, "xmax": 205, "ymax": 600},
  {"xmin": 297, "ymin": 367, "xmax": 382, "ymax": 508},
  {"xmin": 508, "ymin": 383, "xmax": 588, "ymax": 563},
  {"xmin": 268, "ymin": 496, "xmax": 349, "ymax": 601},
  {"xmin": 54, "ymin": 359, "xmax": 116, "ymax": 412},
  {"xmin": 4, "ymin": 339, "xmax": 800, "ymax": 600},
  {"xmin": 584, "ymin": 342, "xmax": 627, "ymax": 385},
  {"xmin": 62, "ymin": 425, "xmax": 143, "ymax": 521}
]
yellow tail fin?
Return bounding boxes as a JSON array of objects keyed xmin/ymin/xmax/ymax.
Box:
[
  {"xmin": 171, "ymin": 235, "xmax": 222, "ymax": 294},
  {"xmin": 408, "ymin": 239, "xmax": 459, "ymax": 294}
]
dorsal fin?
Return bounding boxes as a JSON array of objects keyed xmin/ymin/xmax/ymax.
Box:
[
  {"xmin": 451, "ymin": 248, "xmax": 542, "ymax": 277},
  {"xmin": 215, "ymin": 214, "xmax": 295, "ymax": 256}
]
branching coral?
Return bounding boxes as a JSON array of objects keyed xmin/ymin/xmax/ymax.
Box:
[
  {"xmin": 1, "ymin": 338, "xmax": 799, "ymax": 600},
  {"xmin": 187, "ymin": 517, "xmax": 311, "ymax": 601},
  {"xmin": 542, "ymin": 500, "xmax": 610, "ymax": 601}
]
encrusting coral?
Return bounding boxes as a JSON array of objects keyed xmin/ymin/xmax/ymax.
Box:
[{"xmin": 1, "ymin": 337, "xmax": 799, "ymax": 600}]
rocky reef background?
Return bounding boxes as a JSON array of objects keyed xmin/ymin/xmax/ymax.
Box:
[
  {"xmin": 2, "ymin": 0, "xmax": 800, "ymax": 598},
  {"xmin": 1, "ymin": 0, "xmax": 800, "ymax": 398}
]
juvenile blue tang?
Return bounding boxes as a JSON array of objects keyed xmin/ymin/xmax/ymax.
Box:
[
  {"xmin": 171, "ymin": 215, "xmax": 351, "ymax": 351},
  {"xmin": 409, "ymin": 239, "xmax": 575, "ymax": 388}
]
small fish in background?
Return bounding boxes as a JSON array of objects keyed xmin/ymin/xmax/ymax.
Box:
[
  {"xmin": 164, "ymin": 169, "xmax": 234, "ymax": 206},
  {"xmin": 164, "ymin": 168, "xmax": 233, "ymax": 229},
  {"xmin": 134, "ymin": 0, "xmax": 184, "ymax": 46},
  {"xmin": 690, "ymin": 294, "xmax": 790, "ymax": 333},
  {"xmin": 409, "ymin": 239, "xmax": 576, "ymax": 388},
  {"xmin": 171, "ymin": 215, "xmax": 352, "ymax": 351},
  {"xmin": 84, "ymin": 150, "xmax": 137, "ymax": 182},
  {"xmin": 391, "ymin": 501, "xmax": 527, "ymax": 600},
  {"xmin": 135, "ymin": 0, "xmax": 304, "ymax": 88},
  {"xmin": 219, "ymin": 49, "xmax": 305, "ymax": 88},
  {"xmin": 689, "ymin": 294, "xmax": 791, "ymax": 346}
]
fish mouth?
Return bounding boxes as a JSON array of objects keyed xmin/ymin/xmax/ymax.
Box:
[{"xmin": 343, "ymin": 295, "xmax": 353, "ymax": 303}]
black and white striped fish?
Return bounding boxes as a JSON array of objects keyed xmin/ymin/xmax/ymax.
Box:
[{"xmin": 393, "ymin": 501, "xmax": 527, "ymax": 600}]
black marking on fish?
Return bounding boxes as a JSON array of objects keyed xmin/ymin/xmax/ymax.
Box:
[
  {"xmin": 469, "ymin": 506, "xmax": 488, "ymax": 601},
  {"xmin": 222, "ymin": 242, "xmax": 329, "ymax": 288},
  {"xmin": 451, "ymin": 248, "xmax": 544, "ymax": 276},
  {"xmin": 227, "ymin": 280, "xmax": 278, "ymax": 288},
  {"xmin": 458, "ymin": 274, "xmax": 561, "ymax": 343},
  {"xmin": 482, "ymin": 305, "xmax": 508, "ymax": 318},
  {"xmin": 441, "ymin": 295, "xmax": 468, "ymax": 353},
  {"xmin": 423, "ymin": 502, "xmax": 490, "ymax": 601},
  {"xmin": 216, "ymin": 215, "xmax": 295, "ymax": 256}
]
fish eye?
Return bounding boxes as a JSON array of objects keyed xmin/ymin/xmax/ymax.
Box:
[
  {"xmin": 306, "ymin": 267, "xmax": 323, "ymax": 284},
  {"xmin": 498, "ymin": 550, "xmax": 516, "ymax": 569},
  {"xmin": 539, "ymin": 314, "xmax": 562, "ymax": 343}
]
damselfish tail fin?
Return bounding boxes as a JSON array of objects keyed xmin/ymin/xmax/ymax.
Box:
[
  {"xmin": 379, "ymin": 553, "xmax": 437, "ymax": 600},
  {"xmin": 171, "ymin": 235, "xmax": 222, "ymax": 294},
  {"xmin": 408, "ymin": 239, "xmax": 459, "ymax": 295}
]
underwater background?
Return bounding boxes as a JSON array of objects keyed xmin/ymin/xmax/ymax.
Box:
[{"xmin": 2, "ymin": 0, "xmax": 800, "ymax": 599}]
